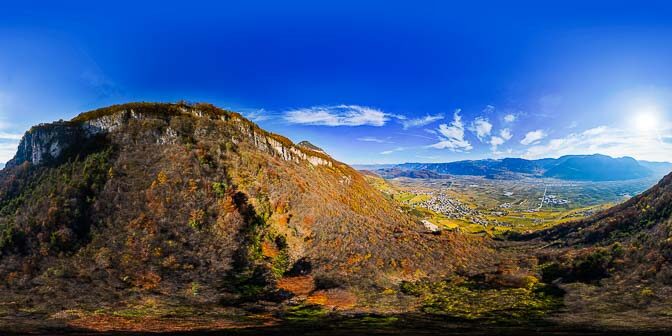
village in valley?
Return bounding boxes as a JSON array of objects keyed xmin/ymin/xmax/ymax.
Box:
[{"xmin": 364, "ymin": 173, "xmax": 659, "ymax": 235}]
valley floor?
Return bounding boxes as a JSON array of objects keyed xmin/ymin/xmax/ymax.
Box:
[{"xmin": 366, "ymin": 174, "xmax": 659, "ymax": 234}]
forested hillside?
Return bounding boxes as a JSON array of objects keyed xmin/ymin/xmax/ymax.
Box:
[{"xmin": 0, "ymin": 103, "xmax": 490, "ymax": 329}]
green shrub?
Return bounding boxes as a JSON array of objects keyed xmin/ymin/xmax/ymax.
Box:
[{"xmin": 212, "ymin": 182, "xmax": 228, "ymax": 198}]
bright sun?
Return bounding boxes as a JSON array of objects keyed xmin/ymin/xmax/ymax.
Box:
[{"xmin": 634, "ymin": 110, "xmax": 659, "ymax": 132}]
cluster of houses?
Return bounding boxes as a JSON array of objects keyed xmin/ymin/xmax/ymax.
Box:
[
  {"xmin": 415, "ymin": 192, "xmax": 498, "ymax": 227},
  {"xmin": 540, "ymin": 194, "xmax": 570, "ymax": 206},
  {"xmin": 417, "ymin": 193, "xmax": 475, "ymax": 219}
]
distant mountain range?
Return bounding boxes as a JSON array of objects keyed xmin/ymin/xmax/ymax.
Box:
[
  {"xmin": 378, "ymin": 154, "xmax": 672, "ymax": 181},
  {"xmin": 372, "ymin": 168, "xmax": 449, "ymax": 179}
]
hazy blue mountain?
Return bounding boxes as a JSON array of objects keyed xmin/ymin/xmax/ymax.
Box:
[
  {"xmin": 397, "ymin": 160, "xmax": 498, "ymax": 175},
  {"xmin": 640, "ymin": 160, "xmax": 672, "ymax": 176},
  {"xmin": 375, "ymin": 168, "xmax": 449, "ymax": 179},
  {"xmin": 542, "ymin": 155, "xmax": 651, "ymax": 181},
  {"xmin": 352, "ymin": 164, "xmax": 397, "ymax": 170},
  {"xmin": 393, "ymin": 154, "xmax": 668, "ymax": 181}
]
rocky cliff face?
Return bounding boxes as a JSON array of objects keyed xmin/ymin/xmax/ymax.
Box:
[
  {"xmin": 5, "ymin": 121, "xmax": 84, "ymax": 169},
  {"xmin": 6, "ymin": 105, "xmax": 333, "ymax": 170},
  {"xmin": 237, "ymin": 121, "xmax": 333, "ymax": 168}
]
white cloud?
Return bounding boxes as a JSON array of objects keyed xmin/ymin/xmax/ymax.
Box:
[
  {"xmin": 500, "ymin": 128, "xmax": 513, "ymax": 141},
  {"xmin": 400, "ymin": 114, "xmax": 444, "ymax": 129},
  {"xmin": 0, "ymin": 132, "xmax": 22, "ymax": 140},
  {"xmin": 489, "ymin": 128, "xmax": 513, "ymax": 152},
  {"xmin": 0, "ymin": 122, "xmax": 21, "ymax": 164},
  {"xmin": 380, "ymin": 147, "xmax": 405, "ymax": 155},
  {"xmin": 520, "ymin": 130, "xmax": 546, "ymax": 145},
  {"xmin": 428, "ymin": 110, "xmax": 473, "ymax": 151},
  {"xmin": 490, "ymin": 136, "xmax": 505, "ymax": 151},
  {"xmin": 583, "ymin": 126, "xmax": 608, "ymax": 136},
  {"xmin": 0, "ymin": 135, "xmax": 21, "ymax": 164},
  {"xmin": 504, "ymin": 114, "xmax": 516, "ymax": 123},
  {"xmin": 242, "ymin": 109, "xmax": 270, "ymax": 122},
  {"xmin": 357, "ymin": 136, "xmax": 390, "ymax": 143},
  {"xmin": 0, "ymin": 141, "xmax": 19, "ymax": 164},
  {"xmin": 522, "ymin": 125, "xmax": 672, "ymax": 162},
  {"xmin": 470, "ymin": 117, "xmax": 493, "ymax": 141},
  {"xmin": 284, "ymin": 105, "xmax": 392, "ymax": 126}
]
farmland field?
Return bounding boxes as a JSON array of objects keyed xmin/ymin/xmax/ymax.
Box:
[{"xmin": 365, "ymin": 174, "xmax": 661, "ymax": 234}]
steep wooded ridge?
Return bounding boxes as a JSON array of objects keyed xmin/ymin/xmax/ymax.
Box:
[
  {"xmin": 0, "ymin": 102, "xmax": 487, "ymax": 317},
  {"xmin": 530, "ymin": 171, "xmax": 672, "ymax": 245},
  {"xmin": 524, "ymin": 171, "xmax": 672, "ymax": 328}
]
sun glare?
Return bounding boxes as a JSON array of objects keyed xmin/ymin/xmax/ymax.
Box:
[{"xmin": 634, "ymin": 109, "xmax": 659, "ymax": 132}]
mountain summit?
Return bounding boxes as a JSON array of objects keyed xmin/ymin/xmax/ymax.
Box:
[{"xmin": 0, "ymin": 102, "xmax": 484, "ymax": 324}]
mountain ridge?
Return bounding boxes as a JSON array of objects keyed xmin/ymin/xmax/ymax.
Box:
[
  {"xmin": 0, "ymin": 102, "xmax": 489, "ymax": 325},
  {"xmin": 388, "ymin": 154, "xmax": 668, "ymax": 181}
]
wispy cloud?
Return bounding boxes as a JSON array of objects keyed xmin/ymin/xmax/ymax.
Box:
[
  {"xmin": 80, "ymin": 66, "xmax": 122, "ymax": 99},
  {"xmin": 0, "ymin": 132, "xmax": 22, "ymax": 140},
  {"xmin": 284, "ymin": 105, "xmax": 393, "ymax": 127},
  {"xmin": 537, "ymin": 94, "xmax": 563, "ymax": 117},
  {"xmin": 489, "ymin": 128, "xmax": 513, "ymax": 151},
  {"xmin": 482, "ymin": 105, "xmax": 496, "ymax": 114},
  {"xmin": 470, "ymin": 117, "xmax": 493, "ymax": 142},
  {"xmin": 428, "ymin": 110, "xmax": 473, "ymax": 152},
  {"xmin": 490, "ymin": 136, "xmax": 505, "ymax": 151},
  {"xmin": 522, "ymin": 126, "xmax": 672, "ymax": 161},
  {"xmin": 0, "ymin": 140, "xmax": 19, "ymax": 163},
  {"xmin": 380, "ymin": 147, "xmax": 405, "ymax": 155},
  {"xmin": 241, "ymin": 108, "xmax": 271, "ymax": 122},
  {"xmin": 400, "ymin": 114, "xmax": 444, "ymax": 129},
  {"xmin": 396, "ymin": 132, "xmax": 435, "ymax": 140},
  {"xmin": 357, "ymin": 136, "xmax": 391, "ymax": 143},
  {"xmin": 520, "ymin": 130, "xmax": 546, "ymax": 145},
  {"xmin": 504, "ymin": 114, "xmax": 516, "ymax": 123},
  {"xmin": 500, "ymin": 128, "xmax": 513, "ymax": 141},
  {"xmin": 0, "ymin": 129, "xmax": 22, "ymax": 164},
  {"xmin": 0, "ymin": 94, "xmax": 22, "ymax": 163}
]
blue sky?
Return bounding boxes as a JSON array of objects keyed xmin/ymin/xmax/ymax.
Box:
[{"xmin": 1, "ymin": 1, "xmax": 671, "ymax": 164}]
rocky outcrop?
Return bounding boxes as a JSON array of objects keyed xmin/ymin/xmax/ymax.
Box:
[
  {"xmin": 5, "ymin": 121, "xmax": 84, "ymax": 169},
  {"xmin": 235, "ymin": 119, "xmax": 333, "ymax": 168},
  {"xmin": 6, "ymin": 106, "xmax": 334, "ymax": 169},
  {"xmin": 297, "ymin": 141, "xmax": 326, "ymax": 154}
]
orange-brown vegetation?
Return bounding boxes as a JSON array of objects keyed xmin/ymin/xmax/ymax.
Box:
[
  {"xmin": 0, "ymin": 102, "xmax": 495, "ymax": 324},
  {"xmin": 306, "ymin": 288, "xmax": 357, "ymax": 310},
  {"xmin": 277, "ymin": 275, "xmax": 315, "ymax": 296}
]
